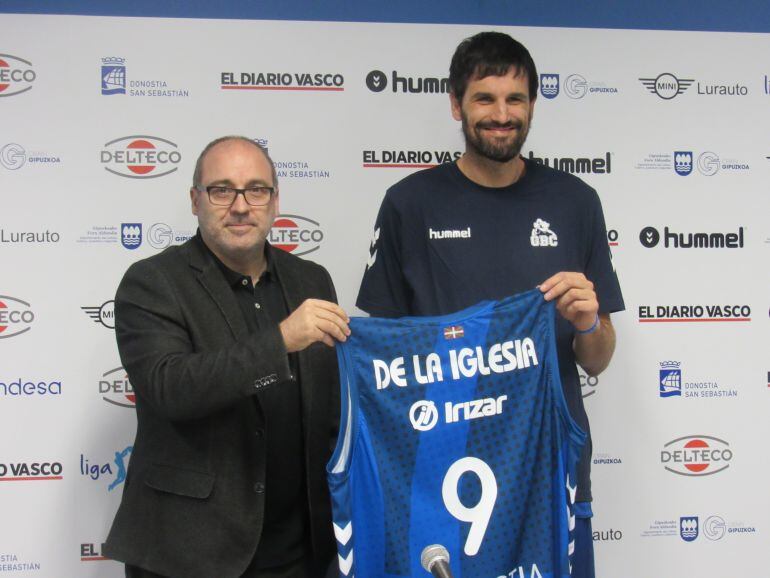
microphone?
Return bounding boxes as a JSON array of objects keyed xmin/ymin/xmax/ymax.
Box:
[{"xmin": 421, "ymin": 544, "xmax": 454, "ymax": 578}]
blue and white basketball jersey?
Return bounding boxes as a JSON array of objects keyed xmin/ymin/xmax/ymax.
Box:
[{"xmin": 327, "ymin": 289, "xmax": 585, "ymax": 578}]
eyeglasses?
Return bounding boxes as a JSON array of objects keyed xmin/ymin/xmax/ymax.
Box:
[{"xmin": 202, "ymin": 185, "xmax": 275, "ymax": 206}]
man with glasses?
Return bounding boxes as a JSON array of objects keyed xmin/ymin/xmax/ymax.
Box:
[{"xmin": 104, "ymin": 136, "xmax": 349, "ymax": 578}]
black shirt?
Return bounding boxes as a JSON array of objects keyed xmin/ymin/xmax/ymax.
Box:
[{"xmin": 199, "ymin": 235, "xmax": 308, "ymax": 569}]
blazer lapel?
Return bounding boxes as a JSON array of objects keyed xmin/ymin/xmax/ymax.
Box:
[{"xmin": 186, "ymin": 236, "xmax": 249, "ymax": 341}]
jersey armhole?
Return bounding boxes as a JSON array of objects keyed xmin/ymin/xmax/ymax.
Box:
[{"xmin": 327, "ymin": 342, "xmax": 358, "ymax": 477}]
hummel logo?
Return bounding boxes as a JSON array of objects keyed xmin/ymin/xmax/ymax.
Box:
[
  {"xmin": 429, "ymin": 227, "xmax": 471, "ymax": 240},
  {"xmin": 530, "ymin": 218, "xmax": 558, "ymax": 247},
  {"xmin": 366, "ymin": 227, "xmax": 380, "ymax": 269}
]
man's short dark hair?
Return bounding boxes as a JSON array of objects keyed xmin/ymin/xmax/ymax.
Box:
[
  {"xmin": 449, "ymin": 31, "xmax": 538, "ymax": 102},
  {"xmin": 192, "ymin": 135, "xmax": 278, "ymax": 191}
]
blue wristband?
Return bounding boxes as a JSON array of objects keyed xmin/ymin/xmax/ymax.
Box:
[{"xmin": 576, "ymin": 314, "xmax": 600, "ymax": 335}]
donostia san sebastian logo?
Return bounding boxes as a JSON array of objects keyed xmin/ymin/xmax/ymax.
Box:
[
  {"xmin": 82, "ymin": 300, "xmax": 115, "ymax": 329},
  {"xmin": 0, "ymin": 295, "xmax": 34, "ymax": 339},
  {"xmin": 639, "ymin": 73, "xmax": 694, "ymax": 99},
  {"xmin": 0, "ymin": 54, "xmax": 36, "ymax": 97},
  {"xmin": 101, "ymin": 136, "xmax": 181, "ymax": 179},
  {"xmin": 99, "ymin": 366, "xmax": 135, "ymax": 408},
  {"xmin": 660, "ymin": 435, "xmax": 732, "ymax": 476},
  {"xmin": 269, "ymin": 214, "xmax": 324, "ymax": 256}
]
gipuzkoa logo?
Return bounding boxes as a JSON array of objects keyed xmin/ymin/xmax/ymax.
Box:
[
  {"xmin": 0, "ymin": 54, "xmax": 36, "ymax": 97},
  {"xmin": 409, "ymin": 400, "xmax": 439, "ymax": 431},
  {"xmin": 101, "ymin": 57, "xmax": 126, "ymax": 95},
  {"xmin": 0, "ymin": 143, "xmax": 26, "ymax": 169},
  {"xmin": 221, "ymin": 71, "xmax": 344, "ymax": 91},
  {"xmin": 82, "ymin": 300, "xmax": 115, "ymax": 329},
  {"xmin": 146, "ymin": 222, "xmax": 194, "ymax": 249},
  {"xmin": 121, "ymin": 223, "xmax": 142, "ymax": 249},
  {"xmin": 269, "ymin": 215, "xmax": 323, "ymax": 256},
  {"xmin": 661, "ymin": 435, "xmax": 732, "ymax": 476},
  {"xmin": 674, "ymin": 151, "xmax": 692, "ymax": 176},
  {"xmin": 639, "ymin": 226, "xmax": 744, "ymax": 249},
  {"xmin": 0, "ymin": 460, "xmax": 63, "ymax": 480},
  {"xmin": 101, "ymin": 136, "xmax": 181, "ymax": 179},
  {"xmin": 99, "ymin": 366, "xmax": 135, "ymax": 408},
  {"xmin": 659, "ymin": 361, "xmax": 682, "ymax": 397},
  {"xmin": 680, "ymin": 517, "xmax": 699, "ymax": 541},
  {"xmin": 0, "ymin": 295, "xmax": 34, "ymax": 339},
  {"xmin": 639, "ymin": 73, "xmax": 694, "ymax": 99},
  {"xmin": 540, "ymin": 74, "xmax": 559, "ymax": 99},
  {"xmin": 365, "ymin": 70, "xmax": 448, "ymax": 94}
]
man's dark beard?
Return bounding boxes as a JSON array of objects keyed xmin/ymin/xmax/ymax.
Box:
[{"xmin": 461, "ymin": 116, "xmax": 529, "ymax": 163}]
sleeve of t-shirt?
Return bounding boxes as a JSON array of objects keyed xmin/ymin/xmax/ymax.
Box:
[
  {"xmin": 584, "ymin": 189, "xmax": 625, "ymax": 314},
  {"xmin": 355, "ymin": 192, "xmax": 412, "ymax": 318}
]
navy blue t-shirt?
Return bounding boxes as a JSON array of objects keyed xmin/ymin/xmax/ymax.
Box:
[{"xmin": 356, "ymin": 157, "xmax": 624, "ymax": 502}]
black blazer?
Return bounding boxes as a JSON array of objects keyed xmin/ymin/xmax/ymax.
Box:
[{"xmin": 104, "ymin": 236, "xmax": 340, "ymax": 578}]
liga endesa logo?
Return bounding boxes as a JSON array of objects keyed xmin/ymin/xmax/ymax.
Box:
[
  {"xmin": 101, "ymin": 135, "xmax": 181, "ymax": 179},
  {"xmin": 661, "ymin": 435, "xmax": 733, "ymax": 476},
  {"xmin": 0, "ymin": 295, "xmax": 34, "ymax": 339},
  {"xmin": 99, "ymin": 366, "xmax": 135, "ymax": 408},
  {"xmin": 269, "ymin": 215, "xmax": 324, "ymax": 256},
  {"xmin": 0, "ymin": 54, "xmax": 36, "ymax": 97},
  {"xmin": 0, "ymin": 460, "xmax": 63, "ymax": 481}
]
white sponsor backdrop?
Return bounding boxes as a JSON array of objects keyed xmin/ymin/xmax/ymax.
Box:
[{"xmin": 1, "ymin": 13, "xmax": 768, "ymax": 577}]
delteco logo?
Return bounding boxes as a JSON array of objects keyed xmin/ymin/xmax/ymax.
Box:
[
  {"xmin": 269, "ymin": 214, "xmax": 324, "ymax": 256},
  {"xmin": 0, "ymin": 461, "xmax": 63, "ymax": 481},
  {"xmin": 82, "ymin": 300, "xmax": 115, "ymax": 329},
  {"xmin": 639, "ymin": 226, "xmax": 744, "ymax": 249},
  {"xmin": 365, "ymin": 70, "xmax": 448, "ymax": 94},
  {"xmin": 527, "ymin": 151, "xmax": 612, "ymax": 174},
  {"xmin": 99, "ymin": 366, "xmax": 135, "ymax": 408},
  {"xmin": 101, "ymin": 135, "xmax": 181, "ymax": 179},
  {"xmin": 362, "ymin": 149, "xmax": 461, "ymax": 168},
  {"xmin": 0, "ymin": 54, "xmax": 36, "ymax": 97},
  {"xmin": 221, "ymin": 71, "xmax": 344, "ymax": 91},
  {"xmin": 661, "ymin": 435, "xmax": 732, "ymax": 476},
  {"xmin": 0, "ymin": 295, "xmax": 34, "ymax": 339},
  {"xmin": 639, "ymin": 73, "xmax": 694, "ymax": 99},
  {"xmin": 639, "ymin": 304, "xmax": 751, "ymax": 323}
]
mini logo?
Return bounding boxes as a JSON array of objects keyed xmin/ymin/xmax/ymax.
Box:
[
  {"xmin": 703, "ymin": 515, "xmax": 726, "ymax": 540},
  {"xmin": 0, "ymin": 295, "xmax": 34, "ymax": 339},
  {"xmin": 101, "ymin": 57, "xmax": 126, "ymax": 95},
  {"xmin": 564, "ymin": 74, "xmax": 588, "ymax": 99},
  {"xmin": 639, "ymin": 73, "xmax": 695, "ymax": 99},
  {"xmin": 697, "ymin": 151, "xmax": 720, "ymax": 176},
  {"xmin": 121, "ymin": 223, "xmax": 142, "ymax": 249},
  {"xmin": 99, "ymin": 366, "xmax": 135, "ymax": 408},
  {"xmin": 674, "ymin": 151, "xmax": 692, "ymax": 176},
  {"xmin": 540, "ymin": 74, "xmax": 559, "ymax": 99},
  {"xmin": 530, "ymin": 218, "xmax": 558, "ymax": 247},
  {"xmin": 409, "ymin": 400, "xmax": 439, "ymax": 431},
  {"xmin": 0, "ymin": 54, "xmax": 36, "ymax": 97},
  {"xmin": 680, "ymin": 517, "xmax": 699, "ymax": 542},
  {"xmin": 659, "ymin": 361, "xmax": 682, "ymax": 397},
  {"xmin": 101, "ymin": 135, "xmax": 181, "ymax": 179},
  {"xmin": 661, "ymin": 435, "xmax": 732, "ymax": 476},
  {"xmin": 366, "ymin": 70, "xmax": 387, "ymax": 92},
  {"xmin": 81, "ymin": 300, "xmax": 115, "ymax": 329},
  {"xmin": 269, "ymin": 214, "xmax": 324, "ymax": 256},
  {"xmin": 443, "ymin": 325, "xmax": 464, "ymax": 340},
  {"xmin": 0, "ymin": 143, "xmax": 25, "ymax": 169}
]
